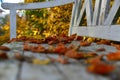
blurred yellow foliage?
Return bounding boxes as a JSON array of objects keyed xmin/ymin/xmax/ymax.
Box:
[{"xmin": 0, "ymin": 33, "xmax": 10, "ymax": 45}]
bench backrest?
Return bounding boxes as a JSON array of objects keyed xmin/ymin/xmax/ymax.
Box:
[
  {"xmin": 69, "ymin": 0, "xmax": 120, "ymax": 41},
  {"xmin": 1, "ymin": 0, "xmax": 120, "ymax": 41}
]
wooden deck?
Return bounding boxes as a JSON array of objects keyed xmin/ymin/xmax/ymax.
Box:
[{"xmin": 0, "ymin": 41, "xmax": 119, "ymax": 80}]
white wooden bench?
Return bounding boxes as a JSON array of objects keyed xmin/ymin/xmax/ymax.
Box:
[{"xmin": 1, "ymin": 0, "xmax": 120, "ymax": 41}]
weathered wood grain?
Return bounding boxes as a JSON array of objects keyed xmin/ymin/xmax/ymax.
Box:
[
  {"xmin": 2, "ymin": 42, "xmax": 24, "ymax": 58},
  {"xmin": 55, "ymin": 63, "xmax": 109, "ymax": 80},
  {"xmin": 0, "ymin": 41, "xmax": 119, "ymax": 80},
  {"xmin": 21, "ymin": 62, "xmax": 67, "ymax": 80},
  {"xmin": 0, "ymin": 42, "xmax": 24, "ymax": 80},
  {"xmin": 21, "ymin": 51, "xmax": 66, "ymax": 80},
  {"xmin": 0, "ymin": 61, "xmax": 19, "ymax": 80}
]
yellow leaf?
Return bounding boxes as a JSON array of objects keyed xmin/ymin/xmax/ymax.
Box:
[
  {"xmin": 32, "ymin": 58, "xmax": 50, "ymax": 65},
  {"xmin": 33, "ymin": 31, "xmax": 38, "ymax": 35},
  {"xmin": 87, "ymin": 38, "xmax": 95, "ymax": 42}
]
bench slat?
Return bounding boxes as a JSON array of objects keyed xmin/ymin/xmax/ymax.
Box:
[
  {"xmin": 1, "ymin": 0, "xmax": 74, "ymax": 10},
  {"xmin": 104, "ymin": 0, "xmax": 120, "ymax": 25},
  {"xmin": 56, "ymin": 63, "xmax": 109, "ymax": 80},
  {"xmin": 0, "ymin": 61, "xmax": 19, "ymax": 80},
  {"xmin": 20, "ymin": 51, "xmax": 66, "ymax": 80},
  {"xmin": 72, "ymin": 25, "xmax": 120, "ymax": 41}
]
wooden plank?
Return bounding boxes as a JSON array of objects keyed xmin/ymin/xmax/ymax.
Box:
[
  {"xmin": 20, "ymin": 62, "xmax": 66, "ymax": 80},
  {"xmin": 10, "ymin": 9, "xmax": 17, "ymax": 39},
  {"xmin": 1, "ymin": 42, "xmax": 117, "ymax": 80},
  {"xmin": 46, "ymin": 44, "xmax": 116, "ymax": 80},
  {"xmin": 46, "ymin": 54, "xmax": 85, "ymax": 80},
  {"xmin": 71, "ymin": 25, "xmax": 120, "ymax": 41},
  {"xmin": 86, "ymin": 0, "xmax": 93, "ymax": 25},
  {"xmin": 2, "ymin": 42, "xmax": 24, "ymax": 59},
  {"xmin": 92, "ymin": 0, "xmax": 101, "ymax": 25},
  {"xmin": 71, "ymin": 0, "xmax": 77, "ymax": 26},
  {"xmin": 80, "ymin": 43, "xmax": 117, "ymax": 55},
  {"xmin": 76, "ymin": 0, "xmax": 87, "ymax": 26},
  {"xmin": 55, "ymin": 62, "xmax": 109, "ymax": 80},
  {"xmin": 98, "ymin": 0, "xmax": 110, "ymax": 25},
  {"xmin": 73, "ymin": 0, "xmax": 82, "ymax": 26},
  {"xmin": 23, "ymin": 51, "xmax": 48, "ymax": 60},
  {"xmin": 1, "ymin": 0, "xmax": 74, "ymax": 10},
  {"xmin": 21, "ymin": 51, "xmax": 66, "ymax": 80},
  {"xmin": 69, "ymin": 0, "xmax": 77, "ymax": 36},
  {"xmin": 0, "ymin": 42, "xmax": 24, "ymax": 80},
  {"xmin": 2, "ymin": 42, "xmax": 24, "ymax": 52},
  {"xmin": 104, "ymin": 0, "xmax": 120, "ymax": 25},
  {"xmin": 0, "ymin": 61, "xmax": 19, "ymax": 80}
]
